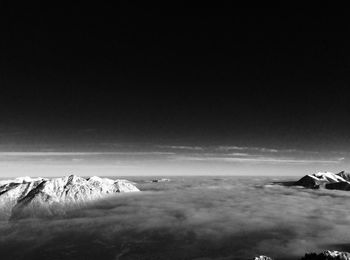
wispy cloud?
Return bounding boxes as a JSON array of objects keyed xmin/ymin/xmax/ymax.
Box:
[
  {"xmin": 157, "ymin": 144, "xmax": 281, "ymax": 153},
  {"xmin": 173, "ymin": 155, "xmax": 343, "ymax": 164},
  {"xmin": 156, "ymin": 145, "xmax": 204, "ymax": 151},
  {"xmin": 0, "ymin": 152, "xmax": 175, "ymax": 157},
  {"xmin": 226, "ymin": 152, "xmax": 250, "ymax": 156},
  {"xmin": 0, "ymin": 146, "xmax": 341, "ymax": 166},
  {"xmin": 216, "ymin": 146, "xmax": 279, "ymax": 153}
]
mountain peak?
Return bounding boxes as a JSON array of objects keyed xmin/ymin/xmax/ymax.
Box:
[{"xmin": 0, "ymin": 175, "xmax": 140, "ymax": 220}]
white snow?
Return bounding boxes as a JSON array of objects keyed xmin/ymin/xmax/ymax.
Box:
[
  {"xmin": 0, "ymin": 175, "xmax": 140, "ymax": 219},
  {"xmin": 307, "ymin": 171, "xmax": 348, "ymax": 183}
]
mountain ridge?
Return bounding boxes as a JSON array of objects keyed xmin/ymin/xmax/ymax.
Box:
[
  {"xmin": 293, "ymin": 171, "xmax": 350, "ymax": 190},
  {"xmin": 0, "ymin": 174, "xmax": 140, "ymax": 220}
]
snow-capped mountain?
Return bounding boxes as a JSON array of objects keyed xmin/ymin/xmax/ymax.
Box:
[
  {"xmin": 301, "ymin": 250, "xmax": 350, "ymax": 260},
  {"xmin": 253, "ymin": 256, "xmax": 273, "ymax": 260},
  {"xmin": 0, "ymin": 175, "xmax": 140, "ymax": 220},
  {"xmin": 294, "ymin": 171, "xmax": 350, "ymax": 190},
  {"xmin": 0, "ymin": 176, "xmax": 48, "ymax": 186},
  {"xmin": 252, "ymin": 250, "xmax": 350, "ymax": 260}
]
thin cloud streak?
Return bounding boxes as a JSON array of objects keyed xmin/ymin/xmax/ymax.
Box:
[
  {"xmin": 0, "ymin": 152, "xmax": 175, "ymax": 156},
  {"xmin": 174, "ymin": 156, "xmax": 343, "ymax": 164},
  {"xmin": 158, "ymin": 144, "xmax": 331, "ymax": 157},
  {"xmin": 0, "ymin": 146, "xmax": 344, "ymax": 171},
  {"xmin": 156, "ymin": 145, "xmax": 204, "ymax": 151},
  {"xmin": 226, "ymin": 152, "xmax": 250, "ymax": 156},
  {"xmin": 157, "ymin": 145, "xmax": 279, "ymax": 153},
  {"xmin": 217, "ymin": 146, "xmax": 280, "ymax": 153}
]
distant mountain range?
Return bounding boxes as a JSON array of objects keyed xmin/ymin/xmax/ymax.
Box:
[
  {"xmin": 301, "ymin": 250, "xmax": 350, "ymax": 259},
  {"xmin": 0, "ymin": 175, "xmax": 140, "ymax": 220},
  {"xmin": 255, "ymin": 250, "xmax": 350, "ymax": 260},
  {"xmin": 293, "ymin": 171, "xmax": 350, "ymax": 190}
]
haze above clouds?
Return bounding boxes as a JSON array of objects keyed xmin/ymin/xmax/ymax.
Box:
[{"xmin": 0, "ymin": 144, "xmax": 347, "ymax": 177}]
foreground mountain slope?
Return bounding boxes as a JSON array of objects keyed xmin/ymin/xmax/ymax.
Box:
[{"xmin": 0, "ymin": 175, "xmax": 140, "ymax": 220}]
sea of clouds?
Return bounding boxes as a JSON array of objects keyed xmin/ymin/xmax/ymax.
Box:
[{"xmin": 0, "ymin": 176, "xmax": 350, "ymax": 260}]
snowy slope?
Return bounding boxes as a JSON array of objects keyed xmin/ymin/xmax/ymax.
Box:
[{"xmin": 0, "ymin": 175, "xmax": 140, "ymax": 220}]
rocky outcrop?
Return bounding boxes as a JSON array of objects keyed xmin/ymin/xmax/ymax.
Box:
[
  {"xmin": 301, "ymin": 250, "xmax": 350, "ymax": 260},
  {"xmin": 0, "ymin": 175, "xmax": 140, "ymax": 220},
  {"xmin": 0, "ymin": 177, "xmax": 47, "ymax": 219},
  {"xmin": 152, "ymin": 178, "xmax": 171, "ymax": 183},
  {"xmin": 294, "ymin": 175, "xmax": 323, "ymax": 189},
  {"xmin": 253, "ymin": 256, "xmax": 273, "ymax": 260},
  {"xmin": 325, "ymin": 182, "xmax": 350, "ymax": 191},
  {"xmin": 335, "ymin": 171, "xmax": 350, "ymax": 182}
]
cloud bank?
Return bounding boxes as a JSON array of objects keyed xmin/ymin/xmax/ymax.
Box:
[{"xmin": 0, "ymin": 177, "xmax": 349, "ymax": 259}]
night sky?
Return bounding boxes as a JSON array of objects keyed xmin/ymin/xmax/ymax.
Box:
[{"xmin": 1, "ymin": 6, "xmax": 350, "ymax": 176}]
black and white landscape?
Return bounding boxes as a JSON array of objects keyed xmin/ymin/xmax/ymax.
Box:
[
  {"xmin": 2, "ymin": 5, "xmax": 350, "ymax": 260},
  {"xmin": 1, "ymin": 172, "xmax": 350, "ymax": 259}
]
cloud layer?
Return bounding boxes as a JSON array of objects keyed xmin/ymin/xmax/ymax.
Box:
[{"xmin": 0, "ymin": 177, "xmax": 350, "ymax": 259}]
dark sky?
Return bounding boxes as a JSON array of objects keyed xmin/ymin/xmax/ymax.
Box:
[{"xmin": 1, "ymin": 6, "xmax": 350, "ymax": 152}]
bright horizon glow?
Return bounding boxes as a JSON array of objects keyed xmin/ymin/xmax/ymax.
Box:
[{"xmin": 0, "ymin": 144, "xmax": 347, "ymax": 177}]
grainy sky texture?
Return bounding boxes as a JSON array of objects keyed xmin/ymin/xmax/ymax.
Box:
[{"xmin": 1, "ymin": 7, "xmax": 350, "ymax": 176}]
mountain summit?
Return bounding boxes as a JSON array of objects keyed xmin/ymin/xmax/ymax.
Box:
[{"xmin": 0, "ymin": 175, "xmax": 140, "ymax": 220}]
